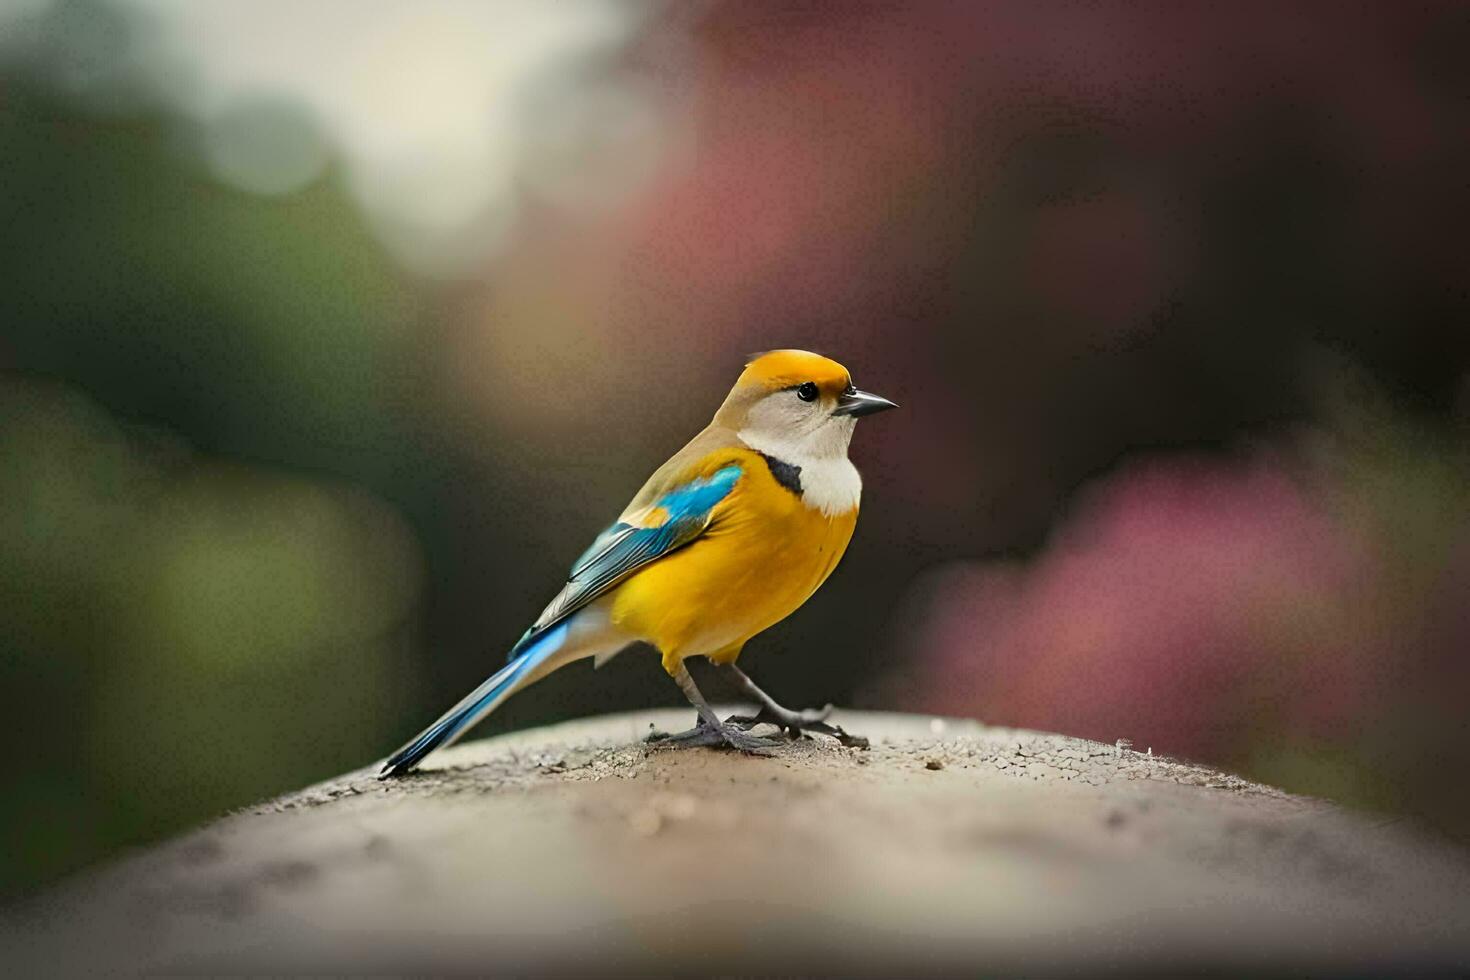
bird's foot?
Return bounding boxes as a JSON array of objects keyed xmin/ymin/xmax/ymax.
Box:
[
  {"xmin": 724, "ymin": 705, "xmax": 870, "ymax": 749},
  {"xmin": 647, "ymin": 715, "xmax": 781, "ymax": 755}
]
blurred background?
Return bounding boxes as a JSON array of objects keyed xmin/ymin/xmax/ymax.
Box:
[{"xmin": 2, "ymin": 0, "xmax": 1467, "ymax": 896}]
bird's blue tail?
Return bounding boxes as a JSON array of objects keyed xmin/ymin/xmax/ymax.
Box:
[{"xmin": 379, "ymin": 621, "xmax": 571, "ymax": 778}]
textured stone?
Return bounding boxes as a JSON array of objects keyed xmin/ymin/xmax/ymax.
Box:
[{"xmin": 2, "ymin": 709, "xmax": 1467, "ymax": 975}]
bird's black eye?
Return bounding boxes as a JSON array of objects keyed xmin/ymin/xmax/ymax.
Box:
[{"xmin": 796, "ymin": 381, "xmax": 819, "ymax": 402}]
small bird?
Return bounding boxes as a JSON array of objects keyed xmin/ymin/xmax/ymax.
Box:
[{"xmin": 381, "ymin": 350, "xmax": 896, "ymax": 776}]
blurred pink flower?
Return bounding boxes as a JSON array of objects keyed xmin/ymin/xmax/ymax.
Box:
[{"xmin": 880, "ymin": 449, "xmax": 1464, "ymax": 761}]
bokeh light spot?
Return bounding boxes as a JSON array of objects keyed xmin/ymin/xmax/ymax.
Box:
[{"xmin": 201, "ymin": 97, "xmax": 328, "ymax": 197}]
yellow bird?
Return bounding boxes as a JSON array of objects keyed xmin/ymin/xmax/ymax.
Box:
[{"xmin": 382, "ymin": 350, "xmax": 897, "ymax": 775}]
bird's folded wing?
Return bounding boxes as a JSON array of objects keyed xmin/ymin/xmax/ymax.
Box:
[{"xmin": 507, "ymin": 461, "xmax": 743, "ymax": 660}]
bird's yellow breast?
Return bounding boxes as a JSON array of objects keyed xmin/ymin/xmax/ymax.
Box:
[{"xmin": 608, "ymin": 449, "xmax": 857, "ymax": 674}]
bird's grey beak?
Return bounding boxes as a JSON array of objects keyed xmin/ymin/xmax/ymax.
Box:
[{"xmin": 832, "ymin": 388, "xmax": 898, "ymax": 417}]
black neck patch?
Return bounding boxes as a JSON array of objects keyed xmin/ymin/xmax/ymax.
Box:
[{"xmin": 759, "ymin": 453, "xmax": 803, "ymax": 496}]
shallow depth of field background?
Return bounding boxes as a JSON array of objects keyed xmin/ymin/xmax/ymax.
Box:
[{"xmin": 2, "ymin": 0, "xmax": 1467, "ymax": 894}]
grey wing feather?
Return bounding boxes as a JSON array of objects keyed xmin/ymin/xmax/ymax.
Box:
[{"xmin": 506, "ymin": 456, "xmax": 743, "ymax": 661}]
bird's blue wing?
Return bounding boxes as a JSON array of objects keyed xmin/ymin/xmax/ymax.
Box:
[{"xmin": 507, "ymin": 464, "xmax": 742, "ymax": 660}]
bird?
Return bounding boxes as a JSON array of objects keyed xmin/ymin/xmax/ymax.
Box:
[{"xmin": 380, "ymin": 349, "xmax": 897, "ymax": 776}]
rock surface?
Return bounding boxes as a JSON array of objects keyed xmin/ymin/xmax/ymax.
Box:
[{"xmin": 3, "ymin": 709, "xmax": 1468, "ymax": 975}]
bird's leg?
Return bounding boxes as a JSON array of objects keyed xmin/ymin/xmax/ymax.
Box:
[
  {"xmin": 647, "ymin": 661, "xmax": 781, "ymax": 755},
  {"xmin": 722, "ymin": 664, "xmax": 832, "ymax": 726},
  {"xmin": 720, "ymin": 665, "xmax": 869, "ymax": 749}
]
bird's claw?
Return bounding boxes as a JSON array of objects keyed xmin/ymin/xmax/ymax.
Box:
[
  {"xmin": 723, "ymin": 706, "xmax": 869, "ymax": 749},
  {"xmin": 647, "ymin": 717, "xmax": 781, "ymax": 755}
]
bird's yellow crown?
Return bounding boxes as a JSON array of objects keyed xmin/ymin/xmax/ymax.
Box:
[{"xmin": 738, "ymin": 349, "xmax": 852, "ymax": 398}]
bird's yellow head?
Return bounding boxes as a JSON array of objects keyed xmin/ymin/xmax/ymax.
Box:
[
  {"xmin": 715, "ymin": 349, "xmax": 896, "ymax": 464},
  {"xmin": 737, "ymin": 349, "xmax": 853, "ymax": 399}
]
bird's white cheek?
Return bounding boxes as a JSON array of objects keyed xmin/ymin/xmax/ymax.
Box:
[{"xmin": 737, "ymin": 395, "xmax": 860, "ymax": 515}]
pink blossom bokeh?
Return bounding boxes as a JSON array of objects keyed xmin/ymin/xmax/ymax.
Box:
[{"xmin": 876, "ymin": 430, "xmax": 1470, "ymax": 822}]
